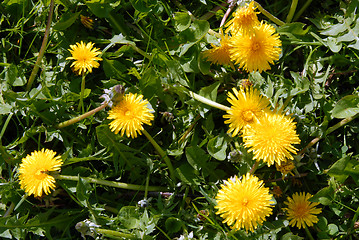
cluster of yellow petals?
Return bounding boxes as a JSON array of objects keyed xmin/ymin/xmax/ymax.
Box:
[
  {"xmin": 107, "ymin": 93, "xmax": 154, "ymax": 138},
  {"xmin": 19, "ymin": 149, "xmax": 63, "ymax": 198},
  {"xmin": 243, "ymin": 112, "xmax": 301, "ymax": 166},
  {"xmin": 66, "ymin": 41, "xmax": 102, "ymax": 75},
  {"xmin": 203, "ymin": 1, "xmax": 281, "ymax": 73},
  {"xmin": 215, "ymin": 173, "xmax": 274, "ymax": 232},
  {"xmin": 284, "ymin": 192, "xmax": 322, "ymax": 229},
  {"xmin": 223, "ymin": 86, "xmax": 270, "ymax": 137}
]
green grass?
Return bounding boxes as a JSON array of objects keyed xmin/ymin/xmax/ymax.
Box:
[{"xmin": 1, "ymin": 0, "xmax": 359, "ymax": 239}]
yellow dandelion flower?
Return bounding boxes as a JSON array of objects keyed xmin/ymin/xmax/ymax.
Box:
[
  {"xmin": 225, "ymin": 1, "xmax": 260, "ymax": 34},
  {"xmin": 276, "ymin": 160, "xmax": 295, "ymax": 177},
  {"xmin": 215, "ymin": 173, "xmax": 274, "ymax": 232},
  {"xmin": 229, "ymin": 22, "xmax": 282, "ymax": 73},
  {"xmin": 107, "ymin": 93, "xmax": 154, "ymax": 138},
  {"xmin": 284, "ymin": 192, "xmax": 322, "ymax": 229},
  {"xmin": 203, "ymin": 33, "xmax": 234, "ymax": 67},
  {"xmin": 19, "ymin": 149, "xmax": 63, "ymax": 198},
  {"xmin": 66, "ymin": 41, "xmax": 102, "ymax": 75},
  {"xmin": 243, "ymin": 112, "xmax": 300, "ymax": 166},
  {"xmin": 223, "ymin": 87, "xmax": 271, "ymax": 137},
  {"xmin": 80, "ymin": 15, "xmax": 94, "ymax": 29}
]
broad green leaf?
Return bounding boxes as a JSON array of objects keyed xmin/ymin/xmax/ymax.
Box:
[
  {"xmin": 320, "ymin": 23, "xmax": 347, "ymax": 36},
  {"xmin": 118, "ymin": 206, "xmax": 140, "ymax": 229},
  {"xmin": 175, "ymin": 164, "xmax": 199, "ymax": 186},
  {"xmin": 328, "ymin": 224, "xmax": 339, "ymax": 235},
  {"xmin": 165, "ymin": 217, "xmax": 183, "ymax": 234},
  {"xmin": 331, "ymin": 95, "xmax": 359, "ymax": 119},
  {"xmin": 311, "ymin": 186, "xmax": 334, "ymax": 205},
  {"xmin": 103, "ymin": 58, "xmax": 127, "ymax": 79},
  {"xmin": 173, "ymin": 12, "xmax": 191, "ymax": 32},
  {"xmin": 86, "ymin": 2, "xmax": 112, "ymax": 18},
  {"xmin": 198, "ymin": 81, "xmax": 220, "ymax": 101},
  {"xmin": 0, "ymin": 104, "xmax": 12, "ymax": 114},
  {"xmin": 207, "ymin": 134, "xmax": 227, "ymax": 161},
  {"xmin": 53, "ymin": 12, "xmax": 81, "ymax": 31},
  {"xmin": 325, "ymin": 37, "xmax": 342, "ymax": 53},
  {"xmin": 280, "ymin": 232, "xmax": 304, "ymax": 240},
  {"xmin": 327, "ymin": 156, "xmax": 359, "ymax": 182},
  {"xmin": 185, "ymin": 145, "xmax": 209, "ymax": 172}
]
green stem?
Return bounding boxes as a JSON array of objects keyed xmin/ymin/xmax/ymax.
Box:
[
  {"xmin": 254, "ymin": 1, "xmax": 285, "ymax": 26},
  {"xmin": 298, "ymin": 113, "xmax": 359, "ymax": 156},
  {"xmin": 142, "ymin": 129, "xmax": 176, "ymax": 182},
  {"xmin": 131, "ymin": 45, "xmax": 151, "ymax": 59},
  {"xmin": 189, "ymin": 91, "xmax": 231, "ymax": 112},
  {"xmin": 4, "ymin": 202, "xmax": 15, "ymax": 217},
  {"xmin": 55, "ymin": 174, "xmax": 168, "ymax": 192},
  {"xmin": 78, "ymin": 74, "xmax": 86, "ymax": 113},
  {"xmin": 26, "ymin": 0, "xmax": 54, "ymax": 92},
  {"xmin": 249, "ymin": 161, "xmax": 260, "ymax": 174},
  {"xmin": 293, "ymin": 0, "xmax": 313, "ymax": 22},
  {"xmin": 144, "ymin": 170, "xmax": 150, "ymax": 199},
  {"xmin": 55, "ymin": 103, "xmax": 108, "ymax": 129},
  {"xmin": 304, "ymin": 225, "xmax": 315, "ymax": 240},
  {"xmin": 96, "ymin": 229, "xmax": 136, "ymax": 239},
  {"xmin": 286, "ymin": 0, "xmax": 298, "ymax": 23},
  {"xmin": 0, "ymin": 112, "xmax": 13, "ymax": 140}
]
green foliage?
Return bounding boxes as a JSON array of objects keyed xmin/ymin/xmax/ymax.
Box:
[{"xmin": 1, "ymin": 0, "xmax": 359, "ymax": 239}]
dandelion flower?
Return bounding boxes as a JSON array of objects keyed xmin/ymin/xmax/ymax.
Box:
[
  {"xmin": 67, "ymin": 41, "xmax": 102, "ymax": 75},
  {"xmin": 80, "ymin": 15, "xmax": 94, "ymax": 29},
  {"xmin": 225, "ymin": 1, "xmax": 260, "ymax": 34},
  {"xmin": 203, "ymin": 33, "xmax": 234, "ymax": 67},
  {"xmin": 284, "ymin": 192, "xmax": 322, "ymax": 229},
  {"xmin": 243, "ymin": 112, "xmax": 300, "ymax": 166},
  {"xmin": 223, "ymin": 87, "xmax": 270, "ymax": 137},
  {"xmin": 276, "ymin": 160, "xmax": 295, "ymax": 177},
  {"xmin": 229, "ymin": 22, "xmax": 282, "ymax": 73},
  {"xmin": 215, "ymin": 173, "xmax": 274, "ymax": 232},
  {"xmin": 107, "ymin": 93, "xmax": 154, "ymax": 138},
  {"xmin": 19, "ymin": 149, "xmax": 63, "ymax": 198}
]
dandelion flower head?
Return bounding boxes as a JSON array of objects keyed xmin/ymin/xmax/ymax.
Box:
[
  {"xmin": 225, "ymin": 1, "xmax": 260, "ymax": 34},
  {"xmin": 229, "ymin": 22, "xmax": 282, "ymax": 73},
  {"xmin": 66, "ymin": 41, "xmax": 102, "ymax": 75},
  {"xmin": 203, "ymin": 33, "xmax": 233, "ymax": 67},
  {"xmin": 284, "ymin": 192, "xmax": 322, "ymax": 229},
  {"xmin": 80, "ymin": 15, "xmax": 94, "ymax": 29},
  {"xmin": 276, "ymin": 159, "xmax": 295, "ymax": 176},
  {"xmin": 243, "ymin": 112, "xmax": 300, "ymax": 166},
  {"xmin": 223, "ymin": 87, "xmax": 270, "ymax": 137},
  {"xmin": 107, "ymin": 93, "xmax": 154, "ymax": 138},
  {"xmin": 215, "ymin": 173, "xmax": 274, "ymax": 232},
  {"xmin": 19, "ymin": 149, "xmax": 63, "ymax": 198}
]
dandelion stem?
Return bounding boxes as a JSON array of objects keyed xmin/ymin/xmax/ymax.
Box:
[
  {"xmin": 304, "ymin": 225, "xmax": 315, "ymax": 240},
  {"xmin": 189, "ymin": 91, "xmax": 231, "ymax": 112},
  {"xmin": 78, "ymin": 74, "xmax": 86, "ymax": 113},
  {"xmin": 26, "ymin": 0, "xmax": 54, "ymax": 92},
  {"xmin": 55, "ymin": 174, "xmax": 168, "ymax": 192},
  {"xmin": 4, "ymin": 202, "xmax": 15, "ymax": 217},
  {"xmin": 293, "ymin": 0, "xmax": 313, "ymax": 22},
  {"xmin": 220, "ymin": 3, "xmax": 235, "ymax": 27},
  {"xmin": 55, "ymin": 103, "xmax": 108, "ymax": 129},
  {"xmin": 298, "ymin": 113, "xmax": 359, "ymax": 156},
  {"xmin": 286, "ymin": 0, "xmax": 298, "ymax": 23},
  {"xmin": 96, "ymin": 228, "xmax": 136, "ymax": 239},
  {"xmin": 200, "ymin": 2, "xmax": 228, "ymax": 21},
  {"xmin": 249, "ymin": 161, "xmax": 260, "ymax": 174},
  {"xmin": 142, "ymin": 129, "xmax": 176, "ymax": 182},
  {"xmin": 254, "ymin": 1, "xmax": 285, "ymax": 26}
]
